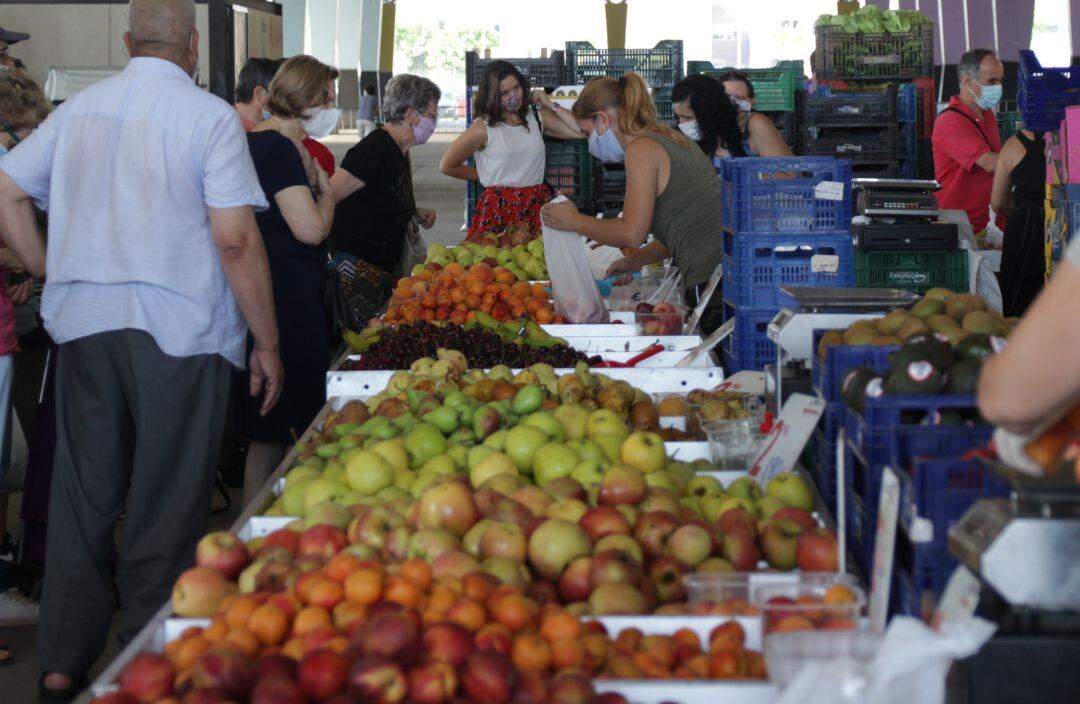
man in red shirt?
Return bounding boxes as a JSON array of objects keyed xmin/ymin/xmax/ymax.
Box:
[
  {"xmin": 233, "ymin": 57, "xmax": 282, "ymax": 131},
  {"xmin": 932, "ymin": 48, "xmax": 1005, "ymax": 233}
]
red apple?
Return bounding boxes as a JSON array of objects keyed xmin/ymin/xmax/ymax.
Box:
[
  {"xmin": 593, "ymin": 693, "xmax": 629, "ymax": 704},
  {"xmin": 256, "ymin": 653, "xmax": 296, "ymax": 682},
  {"xmin": 262, "ymin": 528, "xmax": 300, "ymax": 556},
  {"xmin": 182, "ymin": 688, "xmax": 230, "ymax": 704},
  {"xmin": 431, "ymin": 550, "xmax": 484, "ymax": 580},
  {"xmin": 722, "ymin": 530, "xmax": 761, "ymax": 571},
  {"xmin": 191, "ymin": 648, "xmax": 256, "ymax": 700},
  {"xmin": 717, "ymin": 507, "xmax": 758, "ymax": 539},
  {"xmin": 761, "ymin": 519, "xmax": 804, "ymax": 570},
  {"xmin": 557, "ymin": 556, "xmax": 594, "ymax": 603},
  {"xmin": 297, "ymin": 649, "xmax": 348, "ymax": 700},
  {"xmin": 510, "ymin": 486, "xmax": 552, "ymax": 517},
  {"xmin": 587, "ymin": 582, "xmax": 648, "ymax": 615},
  {"xmin": 772, "ymin": 507, "xmax": 817, "ymax": 531},
  {"xmin": 381, "ymin": 524, "xmax": 413, "ymax": 563},
  {"xmin": 119, "ymin": 652, "xmax": 175, "ymax": 703},
  {"xmin": 171, "ymin": 566, "xmax": 230, "ymax": 617},
  {"xmin": 418, "ymin": 482, "xmax": 480, "ymax": 537},
  {"xmin": 598, "ymin": 465, "xmax": 648, "ymax": 506},
  {"xmin": 488, "ymin": 499, "xmax": 534, "ymax": 528},
  {"xmin": 547, "ymin": 671, "xmax": 596, "ymax": 704},
  {"xmin": 647, "ymin": 556, "xmax": 689, "ymax": 604},
  {"xmin": 579, "ymin": 506, "xmax": 632, "ymax": 541},
  {"xmin": 796, "ymin": 528, "xmax": 839, "ymax": 572},
  {"xmin": 473, "ymin": 488, "xmax": 505, "ymax": 516},
  {"xmin": 526, "ymin": 518, "xmax": 592, "ymax": 581},
  {"xmin": 254, "ymin": 560, "xmax": 296, "ymax": 593},
  {"xmin": 474, "ymin": 623, "xmax": 513, "ymax": 656},
  {"xmin": 588, "ymin": 549, "xmax": 644, "ymax": 589},
  {"xmin": 422, "ymin": 621, "xmax": 475, "ymax": 668},
  {"xmin": 666, "ymin": 524, "xmax": 713, "ymax": 567},
  {"xmin": 479, "ymin": 521, "xmax": 528, "ymax": 562},
  {"xmin": 298, "ymin": 525, "xmax": 348, "ymax": 560},
  {"xmin": 407, "ymin": 660, "xmax": 458, "ymax": 703},
  {"xmin": 355, "ymin": 609, "xmax": 421, "ymax": 666},
  {"xmin": 195, "ymin": 531, "xmax": 250, "ymax": 580},
  {"xmin": 633, "ymin": 511, "xmax": 680, "ymax": 559},
  {"xmin": 351, "ymin": 506, "xmax": 406, "ymax": 550},
  {"xmin": 511, "ymin": 670, "xmax": 549, "ymax": 703},
  {"xmin": 347, "ymin": 656, "xmax": 408, "ymax": 704},
  {"xmin": 461, "ymin": 652, "xmax": 516, "ymax": 704},
  {"xmin": 544, "ymin": 476, "xmax": 587, "ymax": 502}
]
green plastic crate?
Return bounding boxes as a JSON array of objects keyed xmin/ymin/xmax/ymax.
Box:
[
  {"xmin": 686, "ymin": 61, "xmax": 803, "ymax": 112},
  {"xmin": 855, "ymin": 249, "xmax": 969, "ymax": 294},
  {"xmin": 998, "ymin": 111, "xmax": 1024, "ymax": 143}
]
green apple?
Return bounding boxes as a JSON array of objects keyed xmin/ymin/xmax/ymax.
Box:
[
  {"xmin": 455, "ymin": 251, "xmax": 474, "ymax": 266},
  {"xmin": 337, "ymin": 433, "xmax": 364, "ymax": 450},
  {"xmin": 566, "ymin": 439, "xmax": 607, "ymax": 465},
  {"xmin": 479, "ymin": 473, "xmax": 526, "ymax": 496},
  {"xmin": 345, "ymin": 450, "xmax": 395, "ymax": 495},
  {"xmin": 469, "ymin": 452, "xmax": 519, "ymax": 488},
  {"xmin": 448, "ymin": 427, "xmax": 476, "ymax": 447},
  {"xmin": 419, "ymin": 454, "xmax": 457, "ymax": 476},
  {"xmin": 717, "ymin": 496, "xmax": 758, "ymax": 519},
  {"xmin": 322, "ymin": 460, "xmax": 346, "ymax": 483},
  {"xmin": 533, "ymin": 442, "xmax": 581, "ymax": 486},
  {"xmin": 297, "ymin": 455, "xmax": 324, "ymax": 471},
  {"xmin": 587, "ymin": 409, "xmax": 630, "ymax": 440},
  {"xmin": 285, "ymin": 465, "xmax": 321, "ymax": 487},
  {"xmin": 482, "ymin": 429, "xmax": 509, "ymax": 451},
  {"xmin": 594, "ymin": 435, "xmax": 623, "ymax": 464},
  {"xmin": 376, "ymin": 486, "xmax": 410, "ymax": 501},
  {"xmin": 463, "ymin": 519, "xmax": 494, "ymax": 557},
  {"xmin": 523, "ymin": 411, "xmax": 565, "ymax": 443},
  {"xmin": 446, "ymin": 444, "xmax": 468, "ymax": 469},
  {"xmin": 553, "ymin": 405, "xmax": 591, "ymax": 441},
  {"xmin": 487, "ymin": 364, "xmax": 513, "ymax": 382},
  {"xmin": 526, "ymin": 239, "xmax": 544, "ymax": 257},
  {"xmin": 700, "ymin": 495, "xmax": 730, "ymax": 522},
  {"xmin": 333, "ymin": 422, "xmax": 362, "ymax": 438},
  {"xmin": 727, "ymin": 476, "xmax": 764, "ymax": 502},
  {"xmin": 644, "ymin": 471, "xmax": 680, "ymax": 494},
  {"xmin": 282, "ymin": 477, "xmax": 315, "ymax": 516},
  {"xmin": 391, "ymin": 412, "xmax": 418, "ymax": 431},
  {"xmin": 315, "ymin": 442, "xmax": 341, "ymax": 459},
  {"xmin": 570, "ymin": 459, "xmax": 605, "ymax": 487},
  {"xmin": 756, "ymin": 495, "xmax": 787, "ymax": 518},
  {"xmin": 619, "ymin": 431, "xmax": 667, "ymax": 473},
  {"xmin": 511, "ymin": 386, "xmax": 545, "ymax": 415},
  {"xmin": 302, "ymin": 478, "xmax": 349, "ymax": 513},
  {"xmin": 393, "ymin": 468, "xmax": 417, "ymax": 491},
  {"xmin": 336, "ymin": 491, "xmax": 376, "ymax": 509},
  {"xmin": 358, "ymin": 415, "xmax": 392, "ymax": 437},
  {"xmin": 422, "ymin": 405, "xmax": 460, "ymax": 435},
  {"xmin": 410, "ymin": 472, "xmax": 444, "ymax": 499},
  {"xmin": 370, "ymin": 439, "xmax": 409, "ymax": 473},
  {"xmin": 765, "ymin": 472, "xmax": 814, "ymax": 511},
  {"xmin": 680, "ymin": 496, "xmax": 704, "ymax": 518},
  {"xmin": 496, "ymin": 249, "xmax": 515, "ymax": 266},
  {"xmin": 505, "ymin": 425, "xmax": 550, "ymax": 473},
  {"xmin": 443, "ymin": 390, "xmax": 472, "ymax": 409},
  {"xmin": 404, "ymin": 423, "xmax": 447, "ymax": 469},
  {"xmin": 686, "ymin": 475, "xmax": 725, "ymax": 499},
  {"xmin": 468, "ymin": 445, "xmax": 497, "ymax": 470},
  {"xmin": 544, "ymin": 498, "xmax": 588, "ymax": 523},
  {"xmin": 427, "ymin": 243, "xmax": 452, "ymax": 260}
]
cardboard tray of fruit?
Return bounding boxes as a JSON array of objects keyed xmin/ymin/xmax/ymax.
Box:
[{"xmin": 327, "ymin": 368, "xmax": 723, "ymax": 400}]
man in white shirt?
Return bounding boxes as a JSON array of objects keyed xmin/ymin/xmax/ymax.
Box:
[{"xmin": 0, "ymin": 0, "xmax": 283, "ymax": 697}]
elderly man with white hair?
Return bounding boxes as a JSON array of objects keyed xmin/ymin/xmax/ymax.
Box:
[{"xmin": 0, "ymin": 1, "xmax": 283, "ymax": 699}]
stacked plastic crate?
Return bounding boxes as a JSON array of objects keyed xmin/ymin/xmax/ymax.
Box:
[
  {"xmin": 685, "ymin": 60, "xmax": 803, "ymax": 152},
  {"xmin": 464, "ymin": 52, "xmax": 598, "ymax": 227},
  {"xmin": 717, "ymin": 156, "xmax": 854, "ymax": 373},
  {"xmin": 564, "ymin": 41, "xmax": 684, "ymax": 216},
  {"xmin": 796, "ymin": 87, "xmax": 900, "ymax": 178}
]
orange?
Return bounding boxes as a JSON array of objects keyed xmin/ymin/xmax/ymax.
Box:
[
  {"xmin": 281, "ymin": 637, "xmax": 306, "ymax": 661},
  {"xmin": 823, "ymin": 584, "xmax": 857, "ymax": 605},
  {"xmin": 581, "ymin": 633, "xmax": 609, "ymax": 670},
  {"xmin": 772, "ymin": 615, "xmax": 815, "ymax": 633},
  {"xmin": 292, "ymin": 606, "xmax": 332, "ymax": 636},
  {"xmin": 511, "ymin": 281, "xmax": 532, "ymax": 299},
  {"xmin": 201, "ymin": 619, "xmax": 228, "ymax": 644},
  {"xmin": 708, "ymin": 650, "xmax": 742, "ymax": 679},
  {"xmin": 307, "ymin": 580, "xmax": 345, "ymax": 610},
  {"xmin": 613, "ymin": 627, "xmax": 644, "ymax": 655},
  {"xmin": 672, "ymin": 627, "xmax": 701, "ymax": 653},
  {"xmin": 550, "ymin": 637, "xmax": 585, "ymax": 670},
  {"xmin": 631, "ymin": 652, "xmax": 668, "ymax": 679},
  {"xmin": 384, "ymin": 575, "xmax": 422, "ymax": 608},
  {"xmin": 248, "ymin": 604, "xmax": 289, "ymax": 646},
  {"xmin": 224, "ymin": 627, "xmax": 261, "ymax": 658},
  {"xmin": 344, "ymin": 568, "xmax": 384, "ymax": 604},
  {"xmin": 511, "ymin": 633, "xmax": 552, "ymax": 671},
  {"xmin": 475, "ymin": 622, "xmax": 512, "ymax": 655},
  {"xmin": 539, "ymin": 610, "xmax": 581, "ymax": 644},
  {"xmin": 428, "ymin": 583, "xmax": 460, "ymax": 615},
  {"xmin": 462, "ymin": 573, "xmax": 499, "ymax": 603},
  {"xmin": 606, "ymin": 655, "xmax": 643, "ymax": 679},
  {"xmin": 174, "ymin": 636, "xmax": 212, "ymax": 672},
  {"xmin": 332, "ymin": 601, "xmax": 367, "ymax": 631},
  {"xmin": 491, "ymin": 593, "xmax": 538, "ymax": 632},
  {"xmin": 446, "ymin": 597, "xmax": 486, "ymax": 632},
  {"xmin": 687, "ymin": 653, "xmax": 710, "ymax": 678},
  {"xmin": 293, "ymin": 572, "xmax": 329, "ymax": 605},
  {"xmin": 534, "ymin": 306, "xmax": 554, "ymax": 323},
  {"xmin": 399, "ymin": 558, "xmax": 432, "ymax": 591},
  {"xmin": 323, "ymin": 553, "xmax": 362, "ymax": 583}
]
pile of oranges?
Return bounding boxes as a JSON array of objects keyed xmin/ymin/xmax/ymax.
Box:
[{"xmin": 384, "ymin": 262, "xmax": 566, "ymax": 326}]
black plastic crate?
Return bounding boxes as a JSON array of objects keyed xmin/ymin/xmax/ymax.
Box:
[
  {"xmin": 797, "ymin": 87, "xmax": 898, "ymax": 128},
  {"xmin": 653, "ymin": 87, "xmax": 674, "ymax": 123},
  {"xmin": 761, "ymin": 110, "xmax": 798, "ymax": 149},
  {"xmin": 814, "ymin": 24, "xmax": 934, "ymax": 81},
  {"xmin": 566, "ymin": 40, "xmax": 684, "ymax": 87},
  {"xmin": 798, "ymin": 126, "xmax": 899, "ymax": 164},
  {"xmin": 465, "ymin": 51, "xmax": 566, "ymax": 88},
  {"xmin": 595, "ymin": 163, "xmax": 626, "ymax": 214}
]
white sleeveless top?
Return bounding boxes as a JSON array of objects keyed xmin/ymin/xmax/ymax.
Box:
[{"xmin": 474, "ymin": 110, "xmax": 546, "ymax": 188}]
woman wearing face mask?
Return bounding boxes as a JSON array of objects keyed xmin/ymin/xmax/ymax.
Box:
[
  {"xmin": 301, "ymin": 78, "xmax": 341, "ymax": 177},
  {"xmin": 439, "ymin": 61, "xmax": 583, "ymax": 239},
  {"xmin": 672, "ymin": 74, "xmax": 791, "ymax": 165},
  {"xmin": 540, "ymin": 73, "xmax": 725, "ymax": 331},
  {"xmin": 330, "ymin": 74, "xmax": 441, "ymax": 275},
  {"xmin": 235, "ymin": 55, "xmax": 338, "ymax": 504}
]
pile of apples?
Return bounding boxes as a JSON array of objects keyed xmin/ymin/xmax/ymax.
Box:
[
  {"xmin": 115, "ymin": 569, "xmax": 767, "ymax": 704},
  {"xmin": 424, "ymin": 237, "xmax": 549, "ymax": 283},
  {"xmin": 385, "ymin": 261, "xmax": 561, "ymax": 326},
  {"xmin": 634, "ymin": 302, "xmax": 685, "ymax": 336}
]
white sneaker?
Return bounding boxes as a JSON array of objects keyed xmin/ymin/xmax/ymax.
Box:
[{"xmin": 0, "ymin": 587, "xmax": 39, "ymax": 625}]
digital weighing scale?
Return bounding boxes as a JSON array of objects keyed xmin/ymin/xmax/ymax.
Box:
[{"xmin": 853, "ymin": 178, "xmax": 959, "ymax": 250}]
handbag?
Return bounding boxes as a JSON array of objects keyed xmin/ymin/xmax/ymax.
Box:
[
  {"xmin": 325, "ymin": 252, "xmax": 390, "ymax": 341},
  {"xmin": 396, "ymin": 217, "xmax": 426, "ymax": 278}
]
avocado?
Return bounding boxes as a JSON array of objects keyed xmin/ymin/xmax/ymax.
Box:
[
  {"xmin": 923, "ymin": 287, "xmax": 955, "ymax": 302},
  {"xmin": 871, "ymin": 336, "xmax": 902, "ymax": 346},
  {"xmin": 945, "ymin": 293, "xmax": 987, "ymax": 322},
  {"xmin": 926, "ymin": 314, "xmax": 963, "ymax": 335},
  {"xmin": 896, "ymin": 318, "xmax": 931, "ymax": 341},
  {"xmin": 889, "ymin": 336, "xmax": 955, "ymax": 372},
  {"xmin": 816, "ymin": 330, "xmax": 845, "ymax": 360},
  {"xmin": 962, "ymin": 310, "xmax": 998, "ymax": 334},
  {"xmin": 911, "ymin": 298, "xmax": 944, "ymax": 319},
  {"xmin": 840, "ymin": 366, "xmax": 882, "ymax": 412},
  {"xmin": 946, "ymin": 358, "xmax": 982, "ymax": 395},
  {"xmin": 955, "ymin": 333, "xmax": 995, "ymax": 362},
  {"xmin": 877, "ymin": 309, "xmax": 912, "ymax": 336},
  {"xmin": 884, "ymin": 360, "xmax": 946, "ymax": 396}
]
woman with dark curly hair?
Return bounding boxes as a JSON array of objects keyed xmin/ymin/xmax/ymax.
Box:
[{"xmin": 671, "ymin": 74, "xmax": 790, "ymax": 164}]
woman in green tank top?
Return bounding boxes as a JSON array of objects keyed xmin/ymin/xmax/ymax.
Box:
[{"xmin": 540, "ymin": 72, "xmax": 724, "ymax": 322}]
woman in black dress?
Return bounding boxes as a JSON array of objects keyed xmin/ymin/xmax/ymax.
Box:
[
  {"xmin": 235, "ymin": 55, "xmax": 339, "ymax": 504},
  {"xmin": 992, "ymin": 129, "xmax": 1046, "ymax": 317}
]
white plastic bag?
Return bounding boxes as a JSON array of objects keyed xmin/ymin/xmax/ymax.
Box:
[{"xmin": 542, "ymin": 196, "xmax": 610, "ymax": 323}]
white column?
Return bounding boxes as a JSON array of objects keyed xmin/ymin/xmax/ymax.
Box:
[
  {"xmin": 359, "ymin": 0, "xmax": 382, "ymax": 74},
  {"xmin": 279, "ymin": 0, "xmax": 307, "ymax": 58},
  {"xmin": 307, "ymin": 0, "xmax": 339, "ymax": 66},
  {"xmin": 336, "ymin": 0, "xmax": 363, "ymax": 72}
]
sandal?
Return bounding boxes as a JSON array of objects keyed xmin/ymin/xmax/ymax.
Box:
[
  {"xmin": 38, "ymin": 672, "xmax": 87, "ymax": 703},
  {"xmin": 0, "ymin": 642, "xmax": 12, "ymax": 666}
]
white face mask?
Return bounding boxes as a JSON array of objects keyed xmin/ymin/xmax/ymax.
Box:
[
  {"xmin": 304, "ymin": 107, "xmax": 341, "ymax": 139},
  {"xmin": 731, "ymin": 96, "xmax": 752, "ymax": 112},
  {"xmin": 678, "ymin": 120, "xmax": 702, "ymax": 141}
]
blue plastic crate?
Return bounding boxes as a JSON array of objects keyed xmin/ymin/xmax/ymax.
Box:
[
  {"xmin": 811, "ymin": 401, "xmax": 846, "ymax": 506},
  {"xmin": 897, "ymin": 83, "xmax": 918, "ymax": 122},
  {"xmin": 722, "ymin": 231, "xmax": 853, "ymax": 308},
  {"xmin": 900, "ymin": 158, "xmax": 918, "ymax": 180},
  {"xmin": 720, "ymin": 303, "xmax": 778, "ymax": 373},
  {"xmin": 901, "ymin": 458, "xmax": 1011, "ymax": 547},
  {"xmin": 719, "ymin": 156, "xmax": 853, "ymax": 234},
  {"xmin": 845, "ymin": 488, "xmax": 875, "ymax": 574},
  {"xmin": 1018, "ymin": 49, "xmax": 1080, "ymax": 132},
  {"xmin": 891, "ymin": 533, "xmax": 953, "ymax": 618},
  {"xmin": 899, "ymin": 120, "xmax": 918, "ymax": 160},
  {"xmin": 810, "ymin": 329, "xmax": 898, "ymax": 403}
]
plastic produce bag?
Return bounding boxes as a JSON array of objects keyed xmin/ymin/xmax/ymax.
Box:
[
  {"xmin": 775, "ymin": 616, "xmax": 996, "ymax": 704},
  {"xmin": 542, "ymin": 196, "xmax": 610, "ymax": 323}
]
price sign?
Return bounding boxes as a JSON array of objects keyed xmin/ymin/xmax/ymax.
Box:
[
  {"xmin": 868, "ymin": 467, "xmax": 900, "ymax": 632},
  {"xmin": 814, "ymin": 181, "xmax": 845, "ymax": 201},
  {"xmin": 748, "ymin": 393, "xmax": 825, "ymax": 485}
]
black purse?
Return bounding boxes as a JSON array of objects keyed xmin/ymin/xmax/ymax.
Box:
[{"xmin": 325, "ymin": 252, "xmax": 392, "ymax": 341}]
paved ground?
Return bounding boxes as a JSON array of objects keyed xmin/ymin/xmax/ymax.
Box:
[{"xmin": 0, "ymin": 129, "xmax": 467, "ymax": 702}]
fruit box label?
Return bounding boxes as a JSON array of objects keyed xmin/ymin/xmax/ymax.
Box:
[
  {"xmin": 869, "ymin": 467, "xmax": 900, "ymax": 632},
  {"xmin": 814, "ymin": 181, "xmax": 846, "ymax": 201},
  {"xmin": 748, "ymin": 393, "xmax": 825, "ymax": 483},
  {"xmin": 811, "ymin": 254, "xmax": 840, "ymax": 273}
]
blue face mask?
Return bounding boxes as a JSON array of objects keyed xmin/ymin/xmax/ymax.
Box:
[
  {"xmin": 975, "ymin": 83, "xmax": 1003, "ymax": 111},
  {"xmin": 0, "ymin": 144, "xmax": 7, "ymax": 159},
  {"xmin": 588, "ymin": 117, "xmax": 625, "ymax": 163},
  {"xmin": 261, "ymin": 109, "xmax": 272, "ymax": 121}
]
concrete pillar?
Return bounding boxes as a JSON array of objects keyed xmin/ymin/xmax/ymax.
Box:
[
  {"xmin": 378, "ymin": 0, "xmax": 396, "ymax": 74},
  {"xmin": 280, "ymin": 0, "xmax": 307, "ymax": 58},
  {"xmin": 606, "ymin": 1, "xmax": 627, "ymax": 50},
  {"xmin": 358, "ymin": 0, "xmax": 383, "ymax": 107},
  {"xmin": 307, "ymin": 0, "xmax": 338, "ymax": 66},
  {"xmin": 337, "ymin": 0, "xmax": 362, "ymax": 72}
]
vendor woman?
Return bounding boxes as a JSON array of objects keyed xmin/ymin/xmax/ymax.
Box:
[
  {"xmin": 540, "ymin": 72, "xmax": 724, "ymax": 332},
  {"xmin": 440, "ymin": 61, "xmax": 582, "ymax": 239},
  {"xmin": 671, "ymin": 74, "xmax": 791, "ymax": 162}
]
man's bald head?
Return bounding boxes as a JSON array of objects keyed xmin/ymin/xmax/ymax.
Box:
[{"xmin": 127, "ymin": 0, "xmax": 195, "ymax": 56}]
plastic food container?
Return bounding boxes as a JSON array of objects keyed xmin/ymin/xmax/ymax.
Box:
[
  {"xmin": 687, "ymin": 394, "xmax": 765, "ymax": 440},
  {"xmin": 703, "ymin": 416, "xmax": 766, "ymax": 468},
  {"xmin": 636, "ymin": 305, "xmax": 688, "ymax": 336},
  {"xmin": 754, "ymin": 574, "xmax": 866, "ymax": 635},
  {"xmin": 764, "ymin": 629, "xmax": 882, "ymax": 687},
  {"xmin": 682, "ymin": 573, "xmax": 761, "ymax": 616}
]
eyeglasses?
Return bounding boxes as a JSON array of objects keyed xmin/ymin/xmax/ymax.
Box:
[{"xmin": 416, "ymin": 108, "xmax": 438, "ymax": 122}]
